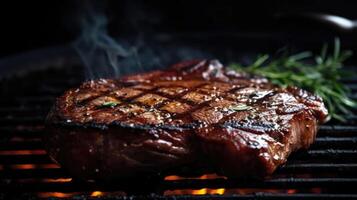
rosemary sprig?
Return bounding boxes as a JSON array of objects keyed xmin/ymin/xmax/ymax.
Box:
[{"xmin": 229, "ymin": 39, "xmax": 357, "ymax": 122}]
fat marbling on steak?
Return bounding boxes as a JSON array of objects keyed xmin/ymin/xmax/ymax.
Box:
[{"xmin": 45, "ymin": 59, "xmax": 328, "ymax": 180}]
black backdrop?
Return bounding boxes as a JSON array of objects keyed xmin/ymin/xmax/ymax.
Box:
[{"xmin": 0, "ymin": 0, "xmax": 357, "ymax": 58}]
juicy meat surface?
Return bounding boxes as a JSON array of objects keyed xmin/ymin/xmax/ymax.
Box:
[{"xmin": 45, "ymin": 59, "xmax": 328, "ymax": 180}]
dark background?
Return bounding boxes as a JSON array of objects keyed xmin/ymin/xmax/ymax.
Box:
[{"xmin": 0, "ymin": 0, "xmax": 357, "ymax": 58}]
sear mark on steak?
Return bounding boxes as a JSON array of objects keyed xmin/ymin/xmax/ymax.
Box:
[{"xmin": 45, "ymin": 59, "xmax": 328, "ymax": 181}]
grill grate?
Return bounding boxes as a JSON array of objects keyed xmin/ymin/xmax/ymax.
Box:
[{"xmin": 0, "ymin": 64, "xmax": 356, "ymax": 199}]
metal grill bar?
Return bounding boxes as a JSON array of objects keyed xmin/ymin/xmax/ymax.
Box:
[
  {"xmin": 0, "ymin": 178, "xmax": 356, "ymax": 192},
  {"xmin": 3, "ymin": 193, "xmax": 357, "ymax": 200},
  {"xmin": 279, "ymin": 163, "xmax": 357, "ymax": 174},
  {"xmin": 0, "ymin": 168, "xmax": 67, "ymax": 179},
  {"xmin": 0, "ymin": 155, "xmax": 52, "ymax": 164}
]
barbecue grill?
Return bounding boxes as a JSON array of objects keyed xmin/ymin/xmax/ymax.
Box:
[
  {"xmin": 1, "ymin": 0, "xmax": 357, "ymax": 199},
  {"xmin": 0, "ymin": 39, "xmax": 356, "ymax": 199}
]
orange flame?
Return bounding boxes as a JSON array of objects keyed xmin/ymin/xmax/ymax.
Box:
[
  {"xmin": 165, "ymin": 175, "xmax": 182, "ymax": 180},
  {"xmin": 91, "ymin": 191, "xmax": 103, "ymax": 197},
  {"xmin": 193, "ymin": 188, "xmax": 225, "ymax": 195},
  {"xmin": 165, "ymin": 188, "xmax": 225, "ymax": 195},
  {"xmin": 163, "ymin": 174, "xmax": 309, "ymax": 196},
  {"xmin": 164, "ymin": 174, "xmax": 227, "ymax": 195},
  {"xmin": 165, "ymin": 173, "xmax": 227, "ymax": 180},
  {"xmin": 37, "ymin": 192, "xmax": 79, "ymax": 198},
  {"xmin": 43, "ymin": 178, "xmax": 72, "ymax": 183}
]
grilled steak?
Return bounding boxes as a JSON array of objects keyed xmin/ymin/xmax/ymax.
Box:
[{"xmin": 45, "ymin": 59, "xmax": 328, "ymax": 180}]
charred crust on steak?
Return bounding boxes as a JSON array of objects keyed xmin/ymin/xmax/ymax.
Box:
[{"xmin": 45, "ymin": 59, "xmax": 328, "ymax": 180}]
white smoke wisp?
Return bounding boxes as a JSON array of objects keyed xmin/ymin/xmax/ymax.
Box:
[
  {"xmin": 73, "ymin": 12, "xmax": 137, "ymax": 79},
  {"xmin": 72, "ymin": 1, "xmax": 212, "ymax": 80}
]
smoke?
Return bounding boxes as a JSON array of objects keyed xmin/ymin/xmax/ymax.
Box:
[
  {"xmin": 73, "ymin": 1, "xmax": 211, "ymax": 80},
  {"xmin": 73, "ymin": 2, "xmax": 134, "ymax": 79}
]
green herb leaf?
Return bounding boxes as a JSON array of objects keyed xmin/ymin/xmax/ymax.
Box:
[
  {"xmin": 100, "ymin": 101, "xmax": 119, "ymax": 108},
  {"xmin": 229, "ymin": 104, "xmax": 253, "ymax": 111},
  {"xmin": 228, "ymin": 38, "xmax": 357, "ymax": 121}
]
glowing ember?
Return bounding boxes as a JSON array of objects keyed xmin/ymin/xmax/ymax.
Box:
[
  {"xmin": 287, "ymin": 189, "xmax": 297, "ymax": 194},
  {"xmin": 193, "ymin": 188, "xmax": 207, "ymax": 195},
  {"xmin": 193, "ymin": 188, "xmax": 225, "ymax": 195},
  {"xmin": 165, "ymin": 173, "xmax": 227, "ymax": 180},
  {"xmin": 0, "ymin": 150, "xmax": 46, "ymax": 155},
  {"xmin": 165, "ymin": 188, "xmax": 225, "ymax": 195},
  {"xmin": 91, "ymin": 191, "xmax": 104, "ymax": 197},
  {"xmin": 164, "ymin": 174, "xmax": 228, "ymax": 195},
  {"xmin": 213, "ymin": 188, "xmax": 225, "ymax": 195},
  {"xmin": 165, "ymin": 175, "xmax": 181, "ymax": 180},
  {"xmin": 10, "ymin": 163, "xmax": 60, "ymax": 170},
  {"xmin": 43, "ymin": 178, "xmax": 72, "ymax": 183},
  {"xmin": 199, "ymin": 174, "xmax": 227, "ymax": 180},
  {"xmin": 37, "ymin": 192, "xmax": 79, "ymax": 198},
  {"xmin": 10, "ymin": 164, "xmax": 36, "ymax": 170}
]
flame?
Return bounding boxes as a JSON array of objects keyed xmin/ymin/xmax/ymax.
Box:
[
  {"xmin": 165, "ymin": 188, "xmax": 225, "ymax": 195},
  {"xmin": 163, "ymin": 173, "xmax": 306, "ymax": 196},
  {"xmin": 37, "ymin": 192, "xmax": 78, "ymax": 198},
  {"xmin": 164, "ymin": 174, "xmax": 227, "ymax": 195},
  {"xmin": 91, "ymin": 191, "xmax": 103, "ymax": 197},
  {"xmin": 192, "ymin": 188, "xmax": 225, "ymax": 195},
  {"xmin": 213, "ymin": 188, "xmax": 225, "ymax": 195},
  {"xmin": 165, "ymin": 173, "xmax": 227, "ymax": 180},
  {"xmin": 165, "ymin": 188, "xmax": 304, "ymax": 196},
  {"xmin": 43, "ymin": 178, "xmax": 72, "ymax": 183},
  {"xmin": 193, "ymin": 188, "xmax": 207, "ymax": 195}
]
